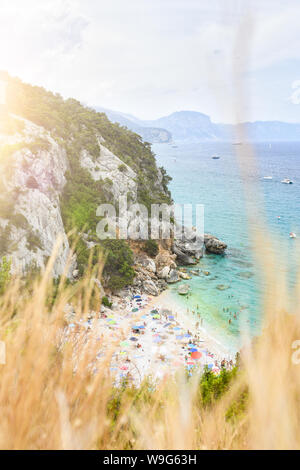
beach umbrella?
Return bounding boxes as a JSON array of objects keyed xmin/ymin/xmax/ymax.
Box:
[
  {"xmin": 137, "ymin": 325, "xmax": 145, "ymax": 329},
  {"xmin": 163, "ymin": 323, "xmax": 171, "ymax": 327},
  {"xmin": 134, "ymin": 295, "xmax": 141, "ymax": 299},
  {"xmin": 153, "ymin": 314, "xmax": 160, "ymax": 319},
  {"xmin": 130, "ymin": 337, "xmax": 138, "ymax": 341},
  {"xmin": 207, "ymin": 363, "xmax": 214, "ymax": 369},
  {"xmin": 168, "ymin": 315, "xmax": 175, "ymax": 320},
  {"xmin": 188, "ymin": 343, "xmax": 196, "ymax": 348},
  {"xmin": 132, "ymin": 308, "xmax": 139, "ymax": 312},
  {"xmin": 191, "ymin": 351, "xmax": 202, "ymax": 360},
  {"xmin": 120, "ymin": 341, "xmax": 130, "ymax": 347},
  {"xmin": 184, "ymin": 333, "xmax": 191, "ymax": 338},
  {"xmin": 173, "ymin": 327, "xmax": 181, "ymax": 331},
  {"xmin": 153, "ymin": 337, "xmax": 162, "ymax": 343},
  {"xmin": 120, "ymin": 366, "xmax": 128, "ymax": 370},
  {"xmin": 151, "ymin": 309, "xmax": 158, "ymax": 314},
  {"xmin": 189, "ymin": 348, "xmax": 198, "ymax": 352},
  {"xmin": 176, "ymin": 335, "xmax": 184, "ymax": 340}
]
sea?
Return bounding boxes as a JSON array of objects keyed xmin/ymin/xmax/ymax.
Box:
[{"xmin": 153, "ymin": 141, "xmax": 300, "ymax": 352}]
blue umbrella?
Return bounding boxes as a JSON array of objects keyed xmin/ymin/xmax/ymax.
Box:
[
  {"xmin": 173, "ymin": 327, "xmax": 181, "ymax": 331},
  {"xmin": 134, "ymin": 295, "xmax": 141, "ymax": 299},
  {"xmin": 207, "ymin": 363, "xmax": 214, "ymax": 369},
  {"xmin": 130, "ymin": 337, "xmax": 138, "ymax": 341},
  {"xmin": 189, "ymin": 348, "xmax": 198, "ymax": 352},
  {"xmin": 176, "ymin": 335, "xmax": 184, "ymax": 340},
  {"xmin": 184, "ymin": 333, "xmax": 191, "ymax": 338},
  {"xmin": 188, "ymin": 343, "xmax": 196, "ymax": 348},
  {"xmin": 164, "ymin": 323, "xmax": 171, "ymax": 327},
  {"xmin": 168, "ymin": 315, "xmax": 175, "ymax": 320}
]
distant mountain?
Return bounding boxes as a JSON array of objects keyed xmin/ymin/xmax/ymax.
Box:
[
  {"xmin": 143, "ymin": 111, "xmax": 220, "ymax": 141},
  {"xmin": 147, "ymin": 111, "xmax": 300, "ymax": 142},
  {"xmin": 95, "ymin": 108, "xmax": 300, "ymax": 143},
  {"xmin": 231, "ymin": 121, "xmax": 300, "ymax": 142},
  {"xmin": 95, "ymin": 107, "xmax": 172, "ymax": 143}
]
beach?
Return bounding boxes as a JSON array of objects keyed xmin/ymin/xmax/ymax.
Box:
[{"xmin": 63, "ymin": 289, "xmax": 236, "ymax": 386}]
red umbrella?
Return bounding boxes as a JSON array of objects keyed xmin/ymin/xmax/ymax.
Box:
[{"xmin": 191, "ymin": 351, "xmax": 202, "ymax": 360}]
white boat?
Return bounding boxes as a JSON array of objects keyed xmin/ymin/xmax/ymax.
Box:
[
  {"xmin": 263, "ymin": 176, "xmax": 273, "ymax": 180},
  {"xmin": 290, "ymin": 232, "xmax": 297, "ymax": 239},
  {"xmin": 281, "ymin": 178, "xmax": 293, "ymax": 184}
]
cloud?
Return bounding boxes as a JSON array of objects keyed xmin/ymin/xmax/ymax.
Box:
[{"xmin": 0, "ymin": 0, "xmax": 299, "ymax": 121}]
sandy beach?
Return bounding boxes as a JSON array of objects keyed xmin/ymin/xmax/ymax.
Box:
[{"xmin": 63, "ymin": 288, "xmax": 236, "ymax": 386}]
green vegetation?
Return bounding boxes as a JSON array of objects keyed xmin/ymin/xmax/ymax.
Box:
[
  {"xmin": 144, "ymin": 239, "xmax": 159, "ymax": 257},
  {"xmin": 1, "ymin": 73, "xmax": 172, "ymax": 289},
  {"xmin": 0, "ymin": 257, "xmax": 11, "ymax": 295},
  {"xmin": 102, "ymin": 240, "xmax": 135, "ymax": 292},
  {"xmin": 198, "ymin": 365, "xmax": 238, "ymax": 407},
  {"xmin": 102, "ymin": 296, "xmax": 112, "ymax": 308},
  {"xmin": 118, "ymin": 163, "xmax": 127, "ymax": 172}
]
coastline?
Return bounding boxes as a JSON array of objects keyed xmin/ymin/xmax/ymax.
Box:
[
  {"xmin": 156, "ymin": 289, "xmax": 237, "ymax": 359},
  {"xmin": 69, "ymin": 286, "xmax": 237, "ymax": 386}
]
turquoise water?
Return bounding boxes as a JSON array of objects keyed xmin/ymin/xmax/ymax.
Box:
[{"xmin": 153, "ymin": 141, "xmax": 300, "ymax": 351}]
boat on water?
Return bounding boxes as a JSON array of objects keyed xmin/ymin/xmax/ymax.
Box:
[
  {"xmin": 212, "ymin": 155, "xmax": 220, "ymax": 160},
  {"xmin": 281, "ymin": 178, "xmax": 293, "ymax": 184},
  {"xmin": 290, "ymin": 232, "xmax": 297, "ymax": 239},
  {"xmin": 263, "ymin": 176, "xmax": 273, "ymax": 180}
]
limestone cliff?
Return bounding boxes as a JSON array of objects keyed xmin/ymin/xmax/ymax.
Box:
[{"xmin": 0, "ymin": 73, "xmax": 172, "ymax": 283}]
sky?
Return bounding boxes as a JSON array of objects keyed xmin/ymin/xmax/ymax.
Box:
[{"xmin": 0, "ymin": 0, "xmax": 300, "ymax": 123}]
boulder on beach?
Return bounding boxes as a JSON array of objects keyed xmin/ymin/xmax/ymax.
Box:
[
  {"xmin": 178, "ymin": 284, "xmax": 189, "ymax": 295},
  {"xmin": 167, "ymin": 269, "xmax": 180, "ymax": 283},
  {"xmin": 179, "ymin": 271, "xmax": 191, "ymax": 280},
  {"xmin": 190, "ymin": 269, "xmax": 200, "ymax": 276},
  {"xmin": 134, "ymin": 254, "xmax": 156, "ymax": 273},
  {"xmin": 204, "ymin": 234, "xmax": 227, "ymax": 254},
  {"xmin": 143, "ymin": 280, "xmax": 159, "ymax": 296},
  {"xmin": 157, "ymin": 266, "xmax": 170, "ymax": 279},
  {"xmin": 173, "ymin": 245, "xmax": 197, "ymax": 265}
]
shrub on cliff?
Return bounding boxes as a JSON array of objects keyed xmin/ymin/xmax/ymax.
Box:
[
  {"xmin": 0, "ymin": 257, "xmax": 11, "ymax": 295},
  {"xmin": 144, "ymin": 239, "xmax": 159, "ymax": 257},
  {"xmin": 102, "ymin": 240, "xmax": 135, "ymax": 292}
]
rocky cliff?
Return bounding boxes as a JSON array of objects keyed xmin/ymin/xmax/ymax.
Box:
[
  {"xmin": 0, "ymin": 74, "xmax": 227, "ymax": 295},
  {"xmin": 0, "ymin": 74, "xmax": 171, "ymax": 284}
]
